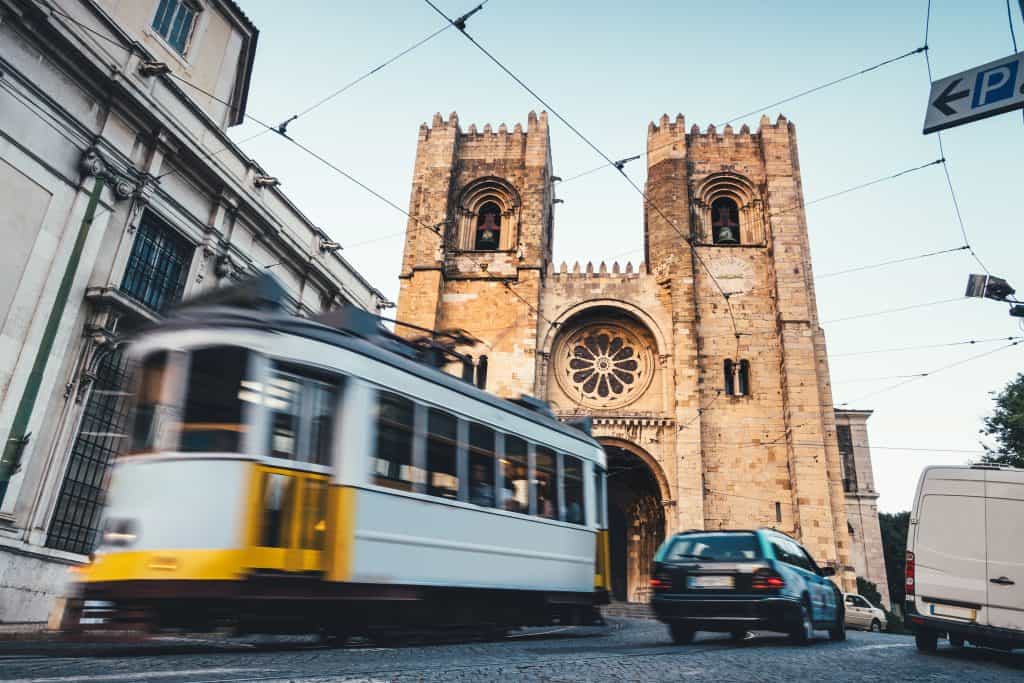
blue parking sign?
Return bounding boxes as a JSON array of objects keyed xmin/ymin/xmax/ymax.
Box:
[
  {"xmin": 972, "ymin": 60, "xmax": 1019, "ymax": 108},
  {"xmin": 924, "ymin": 52, "xmax": 1024, "ymax": 133}
]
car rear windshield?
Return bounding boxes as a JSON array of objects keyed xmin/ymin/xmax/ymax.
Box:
[{"xmin": 658, "ymin": 533, "xmax": 762, "ymax": 562}]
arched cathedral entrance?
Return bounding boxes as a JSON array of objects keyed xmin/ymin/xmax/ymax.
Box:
[{"xmin": 602, "ymin": 441, "xmax": 666, "ymax": 603}]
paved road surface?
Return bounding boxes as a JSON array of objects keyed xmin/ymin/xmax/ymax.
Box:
[{"xmin": 1, "ymin": 618, "xmax": 1022, "ymax": 682}]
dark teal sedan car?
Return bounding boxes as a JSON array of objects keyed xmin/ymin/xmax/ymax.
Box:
[{"xmin": 649, "ymin": 529, "xmax": 846, "ymax": 644}]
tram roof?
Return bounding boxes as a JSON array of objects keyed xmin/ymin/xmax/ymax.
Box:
[{"xmin": 142, "ymin": 300, "xmax": 603, "ymax": 454}]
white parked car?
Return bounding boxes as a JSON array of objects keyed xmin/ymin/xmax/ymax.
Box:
[
  {"xmin": 843, "ymin": 593, "xmax": 887, "ymax": 632},
  {"xmin": 906, "ymin": 464, "xmax": 1024, "ymax": 653}
]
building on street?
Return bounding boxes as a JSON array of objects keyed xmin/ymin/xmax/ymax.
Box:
[
  {"xmin": 837, "ymin": 409, "xmax": 890, "ymax": 608},
  {"xmin": 0, "ymin": 0, "xmax": 384, "ymax": 623},
  {"xmin": 396, "ymin": 110, "xmax": 888, "ymax": 603}
]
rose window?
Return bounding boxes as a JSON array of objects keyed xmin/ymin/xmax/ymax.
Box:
[{"xmin": 554, "ymin": 323, "xmax": 653, "ymax": 409}]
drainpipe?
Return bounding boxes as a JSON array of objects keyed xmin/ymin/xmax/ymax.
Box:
[{"xmin": 0, "ymin": 176, "xmax": 107, "ymax": 506}]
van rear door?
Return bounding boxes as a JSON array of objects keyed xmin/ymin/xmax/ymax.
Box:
[
  {"xmin": 913, "ymin": 467, "xmax": 988, "ymax": 624},
  {"xmin": 986, "ymin": 469, "xmax": 1024, "ymax": 631}
]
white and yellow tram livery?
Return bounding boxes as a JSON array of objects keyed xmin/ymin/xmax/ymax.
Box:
[{"xmin": 66, "ymin": 277, "xmax": 610, "ymax": 637}]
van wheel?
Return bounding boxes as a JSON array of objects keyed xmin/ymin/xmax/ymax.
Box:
[
  {"xmin": 915, "ymin": 629, "xmax": 938, "ymax": 653},
  {"xmin": 949, "ymin": 634, "xmax": 965, "ymax": 648},
  {"xmin": 669, "ymin": 623, "xmax": 695, "ymax": 645},
  {"xmin": 870, "ymin": 619, "xmax": 882, "ymax": 633},
  {"xmin": 789, "ymin": 598, "xmax": 814, "ymax": 645}
]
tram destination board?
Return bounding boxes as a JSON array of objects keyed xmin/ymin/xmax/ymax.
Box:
[{"xmin": 923, "ymin": 52, "xmax": 1024, "ymax": 134}]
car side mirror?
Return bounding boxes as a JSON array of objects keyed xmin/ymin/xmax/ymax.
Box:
[{"xmin": 819, "ymin": 566, "xmax": 836, "ymax": 577}]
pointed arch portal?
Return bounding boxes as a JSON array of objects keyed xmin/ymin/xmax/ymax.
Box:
[{"xmin": 599, "ymin": 439, "xmax": 668, "ymax": 603}]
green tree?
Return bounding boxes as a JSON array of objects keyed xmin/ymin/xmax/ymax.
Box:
[
  {"xmin": 856, "ymin": 577, "xmax": 883, "ymax": 607},
  {"xmin": 980, "ymin": 372, "xmax": 1024, "ymax": 468},
  {"xmin": 879, "ymin": 511, "xmax": 910, "ymax": 606}
]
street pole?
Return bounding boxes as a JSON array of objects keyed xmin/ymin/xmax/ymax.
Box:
[{"xmin": 0, "ymin": 176, "xmax": 107, "ymax": 505}]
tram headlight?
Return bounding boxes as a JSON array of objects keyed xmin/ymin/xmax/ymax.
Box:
[{"xmin": 100, "ymin": 518, "xmax": 138, "ymax": 547}]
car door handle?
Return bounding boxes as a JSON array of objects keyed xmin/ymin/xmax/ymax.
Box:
[{"xmin": 990, "ymin": 576, "xmax": 1016, "ymax": 586}]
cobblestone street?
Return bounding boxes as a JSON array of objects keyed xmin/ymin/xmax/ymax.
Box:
[{"xmin": 2, "ymin": 619, "xmax": 1023, "ymax": 682}]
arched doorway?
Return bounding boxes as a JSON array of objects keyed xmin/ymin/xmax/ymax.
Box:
[{"xmin": 602, "ymin": 442, "xmax": 667, "ymax": 603}]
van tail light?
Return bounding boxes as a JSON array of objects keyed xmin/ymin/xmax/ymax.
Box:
[
  {"xmin": 650, "ymin": 574, "xmax": 672, "ymax": 591},
  {"xmin": 751, "ymin": 569, "xmax": 785, "ymax": 590},
  {"xmin": 905, "ymin": 551, "xmax": 915, "ymax": 597}
]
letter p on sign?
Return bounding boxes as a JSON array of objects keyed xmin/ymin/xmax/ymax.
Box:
[{"xmin": 973, "ymin": 60, "xmax": 1019, "ymax": 108}]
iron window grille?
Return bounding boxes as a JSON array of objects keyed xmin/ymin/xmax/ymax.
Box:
[
  {"xmin": 121, "ymin": 212, "xmax": 194, "ymax": 314},
  {"xmin": 46, "ymin": 349, "xmax": 133, "ymax": 555}
]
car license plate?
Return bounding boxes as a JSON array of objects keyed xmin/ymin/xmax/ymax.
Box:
[
  {"xmin": 687, "ymin": 575, "xmax": 734, "ymax": 589},
  {"xmin": 930, "ymin": 603, "xmax": 977, "ymax": 621}
]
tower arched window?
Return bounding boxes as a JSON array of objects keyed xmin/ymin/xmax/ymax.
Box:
[
  {"xmin": 711, "ymin": 197, "xmax": 740, "ymax": 245},
  {"xmin": 475, "ymin": 201, "xmax": 502, "ymax": 251},
  {"xmin": 724, "ymin": 358, "xmax": 750, "ymax": 397},
  {"xmin": 454, "ymin": 177, "xmax": 521, "ymax": 252}
]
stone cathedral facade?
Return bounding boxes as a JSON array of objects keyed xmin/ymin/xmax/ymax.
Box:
[{"xmin": 396, "ymin": 110, "xmax": 882, "ymax": 603}]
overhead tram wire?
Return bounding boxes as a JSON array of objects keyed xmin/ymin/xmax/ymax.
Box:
[
  {"xmin": 838, "ymin": 338, "xmax": 1023, "ymax": 406},
  {"xmin": 816, "ymin": 244, "xmax": 968, "ymax": 279},
  {"xmin": 420, "ymin": 0, "xmax": 744, "ymax": 357},
  {"xmin": 557, "ymin": 46, "xmax": 928, "ymax": 186},
  {"xmin": 161, "ymin": 2, "xmax": 486, "ymax": 177},
  {"xmin": 40, "ymin": 2, "xmax": 456, "ymax": 245},
  {"xmin": 923, "ymin": 0, "xmax": 992, "ymax": 275},
  {"xmin": 830, "ymin": 334, "xmax": 1023, "ymax": 357},
  {"xmin": 822, "ymin": 296, "xmax": 966, "ymax": 324}
]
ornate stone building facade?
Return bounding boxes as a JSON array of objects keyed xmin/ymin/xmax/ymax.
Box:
[
  {"xmin": 396, "ymin": 110, "xmax": 883, "ymax": 603},
  {"xmin": 0, "ymin": 0, "xmax": 384, "ymax": 623}
]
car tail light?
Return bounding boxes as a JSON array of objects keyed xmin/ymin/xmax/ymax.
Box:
[
  {"xmin": 650, "ymin": 574, "xmax": 672, "ymax": 591},
  {"xmin": 751, "ymin": 569, "xmax": 785, "ymax": 590},
  {"xmin": 905, "ymin": 551, "xmax": 915, "ymax": 597}
]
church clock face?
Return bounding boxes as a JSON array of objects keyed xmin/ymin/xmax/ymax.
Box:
[
  {"xmin": 709, "ymin": 256, "xmax": 755, "ymax": 294},
  {"xmin": 554, "ymin": 323, "xmax": 654, "ymax": 409}
]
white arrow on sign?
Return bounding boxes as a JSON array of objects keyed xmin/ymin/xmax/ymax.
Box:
[{"xmin": 923, "ymin": 52, "xmax": 1024, "ymax": 134}]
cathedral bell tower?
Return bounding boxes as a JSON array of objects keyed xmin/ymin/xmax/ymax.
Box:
[{"xmin": 395, "ymin": 111, "xmax": 555, "ymax": 398}]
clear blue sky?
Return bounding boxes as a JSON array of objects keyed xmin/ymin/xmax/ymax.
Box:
[{"xmin": 231, "ymin": 0, "xmax": 1024, "ymax": 512}]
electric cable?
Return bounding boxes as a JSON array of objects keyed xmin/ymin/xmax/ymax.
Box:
[
  {"xmin": 923, "ymin": 0, "xmax": 992, "ymax": 275},
  {"xmin": 558, "ymin": 46, "xmax": 928, "ymax": 186},
  {"xmin": 822, "ymin": 296, "xmax": 966, "ymax": 324},
  {"xmin": 816, "ymin": 245, "xmax": 967, "ymax": 279},
  {"xmin": 838, "ymin": 338, "xmax": 1022, "ymax": 406},
  {"xmin": 830, "ymin": 335, "xmax": 1023, "ymax": 357}
]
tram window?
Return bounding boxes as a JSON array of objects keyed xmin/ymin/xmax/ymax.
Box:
[
  {"xmin": 301, "ymin": 478, "xmax": 328, "ymax": 550},
  {"xmin": 502, "ymin": 436, "xmax": 529, "ymax": 513},
  {"xmin": 594, "ymin": 466, "xmax": 607, "ymax": 528},
  {"xmin": 259, "ymin": 472, "xmax": 295, "ymax": 548},
  {"xmin": 426, "ymin": 409, "xmax": 458, "ymax": 499},
  {"xmin": 129, "ymin": 351, "xmax": 168, "ymax": 454},
  {"xmin": 373, "ymin": 392, "xmax": 417, "ymax": 491},
  {"xmin": 267, "ymin": 372, "xmax": 302, "ymax": 459},
  {"xmin": 563, "ymin": 455, "xmax": 585, "ymax": 525},
  {"xmin": 534, "ymin": 446, "xmax": 559, "ymax": 520},
  {"xmin": 308, "ymin": 382, "xmax": 338, "ymax": 466},
  {"xmin": 468, "ymin": 423, "xmax": 495, "ymax": 507},
  {"xmin": 180, "ymin": 347, "xmax": 248, "ymax": 452}
]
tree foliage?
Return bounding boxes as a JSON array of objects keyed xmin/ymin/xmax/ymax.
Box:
[
  {"xmin": 856, "ymin": 577, "xmax": 883, "ymax": 608},
  {"xmin": 980, "ymin": 372, "xmax": 1024, "ymax": 468},
  {"xmin": 879, "ymin": 511, "xmax": 910, "ymax": 606}
]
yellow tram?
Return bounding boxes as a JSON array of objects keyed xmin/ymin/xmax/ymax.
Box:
[{"xmin": 64, "ymin": 277, "xmax": 610, "ymax": 638}]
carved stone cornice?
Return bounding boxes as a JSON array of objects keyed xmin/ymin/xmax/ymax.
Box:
[{"xmin": 79, "ymin": 146, "xmax": 137, "ymax": 201}]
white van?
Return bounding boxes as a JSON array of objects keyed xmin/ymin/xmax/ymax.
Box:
[{"xmin": 906, "ymin": 464, "xmax": 1024, "ymax": 652}]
